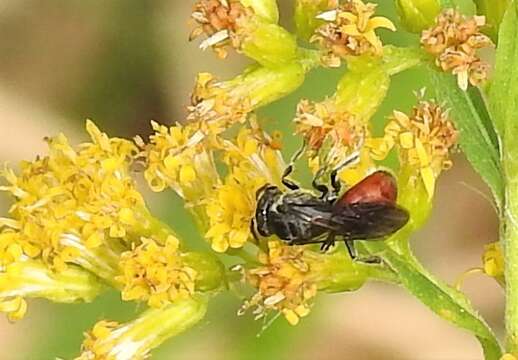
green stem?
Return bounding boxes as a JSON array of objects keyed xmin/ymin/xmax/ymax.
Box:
[{"xmin": 504, "ymin": 149, "xmax": 518, "ymax": 353}]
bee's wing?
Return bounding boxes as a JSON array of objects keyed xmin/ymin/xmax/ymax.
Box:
[{"xmin": 328, "ymin": 202, "xmax": 409, "ymax": 240}]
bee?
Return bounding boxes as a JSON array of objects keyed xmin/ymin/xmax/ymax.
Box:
[{"xmin": 252, "ymin": 149, "xmax": 409, "ymax": 260}]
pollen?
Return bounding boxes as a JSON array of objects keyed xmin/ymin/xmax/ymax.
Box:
[
  {"xmin": 190, "ymin": 0, "xmax": 253, "ymax": 58},
  {"xmin": 239, "ymin": 241, "xmax": 317, "ymax": 325},
  {"xmin": 0, "ymin": 120, "xmax": 145, "ymax": 272},
  {"xmin": 371, "ymin": 99, "xmax": 457, "ymax": 197},
  {"xmin": 117, "ymin": 236, "xmax": 197, "ymax": 308},
  {"xmin": 421, "ymin": 9, "xmax": 493, "ymax": 90},
  {"xmin": 310, "ymin": 0, "xmax": 396, "ymax": 67}
]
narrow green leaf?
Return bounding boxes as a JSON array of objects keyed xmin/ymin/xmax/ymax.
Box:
[
  {"xmin": 467, "ymin": 87, "xmax": 499, "ymax": 152},
  {"xmin": 489, "ymin": 1, "xmax": 518, "ymax": 138},
  {"xmin": 383, "ymin": 249, "xmax": 502, "ymax": 360},
  {"xmin": 431, "ymin": 70, "xmax": 503, "ymax": 210}
]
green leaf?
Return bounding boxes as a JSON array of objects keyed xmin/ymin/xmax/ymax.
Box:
[
  {"xmin": 430, "ymin": 70, "xmax": 503, "ymax": 211},
  {"xmin": 439, "ymin": 0, "xmax": 455, "ymax": 8},
  {"xmin": 489, "ymin": 1, "xmax": 518, "ymax": 139},
  {"xmin": 382, "ymin": 248, "xmax": 502, "ymax": 360}
]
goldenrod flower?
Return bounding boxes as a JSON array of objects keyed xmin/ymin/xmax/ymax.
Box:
[
  {"xmin": 77, "ymin": 297, "xmax": 208, "ymax": 360},
  {"xmin": 0, "ymin": 121, "xmax": 155, "ymax": 280},
  {"xmin": 137, "ymin": 120, "xmax": 219, "ymax": 206},
  {"xmin": 421, "ymin": 9, "xmax": 493, "ymax": 90},
  {"xmin": 205, "ymin": 127, "xmax": 283, "ymax": 252},
  {"xmin": 190, "ymin": 0, "xmax": 295, "ymax": 66},
  {"xmin": 188, "ymin": 65, "xmax": 306, "ymax": 136},
  {"xmin": 239, "ymin": 241, "xmax": 317, "ymax": 325},
  {"xmin": 190, "ymin": 0, "xmax": 253, "ymax": 59},
  {"xmin": 188, "ymin": 72, "xmax": 252, "ymax": 135},
  {"xmin": 311, "ymin": 0, "xmax": 396, "ymax": 67},
  {"xmin": 369, "ymin": 99, "xmax": 457, "ymax": 197},
  {"xmin": 0, "ymin": 259, "xmax": 104, "ymax": 321},
  {"xmin": 116, "ymin": 237, "xmax": 197, "ymax": 308},
  {"xmin": 293, "ymin": 97, "xmax": 372, "ymax": 184}
]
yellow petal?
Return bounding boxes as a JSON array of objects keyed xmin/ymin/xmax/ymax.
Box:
[{"xmin": 367, "ymin": 17, "xmax": 396, "ymax": 32}]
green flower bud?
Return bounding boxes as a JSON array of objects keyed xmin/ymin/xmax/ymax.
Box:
[
  {"xmin": 183, "ymin": 252, "xmax": 226, "ymax": 291},
  {"xmin": 335, "ymin": 56, "xmax": 390, "ymax": 122},
  {"xmin": 395, "ymin": 0, "xmax": 441, "ymax": 33},
  {"xmin": 306, "ymin": 249, "xmax": 369, "ymax": 293},
  {"xmin": 227, "ymin": 63, "xmax": 306, "ymax": 107},
  {"xmin": 238, "ymin": 19, "xmax": 298, "ymax": 67},
  {"xmin": 474, "ymin": 0, "xmax": 510, "ymax": 41}
]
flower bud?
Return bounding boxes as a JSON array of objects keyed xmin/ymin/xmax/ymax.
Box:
[
  {"xmin": 395, "ymin": 0, "xmax": 441, "ymax": 33},
  {"xmin": 335, "ymin": 56, "xmax": 390, "ymax": 122},
  {"xmin": 238, "ymin": 19, "xmax": 298, "ymax": 67}
]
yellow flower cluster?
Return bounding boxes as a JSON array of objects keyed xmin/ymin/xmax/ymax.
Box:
[
  {"xmin": 205, "ymin": 172, "xmax": 264, "ymax": 253},
  {"xmin": 205, "ymin": 127, "xmax": 284, "ymax": 252},
  {"xmin": 240, "ymin": 241, "xmax": 317, "ymax": 325},
  {"xmin": 421, "ymin": 9, "xmax": 493, "ymax": 90},
  {"xmin": 136, "ymin": 122, "xmax": 217, "ymax": 200},
  {"xmin": 190, "ymin": 0, "xmax": 253, "ymax": 58},
  {"xmin": 370, "ymin": 99, "xmax": 457, "ymax": 197},
  {"xmin": 293, "ymin": 97, "xmax": 372, "ymax": 185},
  {"xmin": 76, "ymin": 320, "xmax": 122, "ymax": 360},
  {"xmin": 0, "ymin": 121, "xmax": 143, "ymax": 273},
  {"xmin": 117, "ymin": 237, "xmax": 197, "ymax": 308},
  {"xmin": 311, "ymin": 0, "xmax": 395, "ymax": 67},
  {"xmin": 188, "ymin": 72, "xmax": 252, "ymax": 135}
]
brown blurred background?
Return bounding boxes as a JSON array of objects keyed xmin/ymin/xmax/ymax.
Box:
[{"xmin": 0, "ymin": 1, "xmax": 503, "ymax": 359}]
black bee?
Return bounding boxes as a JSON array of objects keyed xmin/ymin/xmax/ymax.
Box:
[{"xmin": 252, "ymin": 153, "xmax": 409, "ymax": 260}]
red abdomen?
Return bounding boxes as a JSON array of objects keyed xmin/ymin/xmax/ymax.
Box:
[{"xmin": 337, "ymin": 171, "xmax": 398, "ymax": 206}]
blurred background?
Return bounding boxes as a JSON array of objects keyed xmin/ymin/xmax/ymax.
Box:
[{"xmin": 0, "ymin": 1, "xmax": 503, "ymax": 359}]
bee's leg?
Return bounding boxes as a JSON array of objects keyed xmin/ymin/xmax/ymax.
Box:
[
  {"xmin": 281, "ymin": 140, "xmax": 307, "ymax": 190},
  {"xmin": 344, "ymin": 240, "xmax": 357, "ymax": 259},
  {"xmin": 320, "ymin": 233, "xmax": 336, "ymax": 251},
  {"xmin": 330, "ymin": 168, "xmax": 341, "ymax": 198},
  {"xmin": 282, "ymin": 165, "xmax": 300, "ymax": 191},
  {"xmin": 345, "ymin": 240, "xmax": 382, "ymax": 264},
  {"xmin": 329, "ymin": 151, "xmax": 361, "ymax": 198},
  {"xmin": 312, "ymin": 167, "xmax": 329, "ymax": 199}
]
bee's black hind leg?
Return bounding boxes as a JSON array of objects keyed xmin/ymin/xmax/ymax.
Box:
[
  {"xmin": 345, "ymin": 240, "xmax": 381, "ymax": 264},
  {"xmin": 312, "ymin": 167, "xmax": 330, "ymax": 199},
  {"xmin": 320, "ymin": 233, "xmax": 336, "ymax": 251}
]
